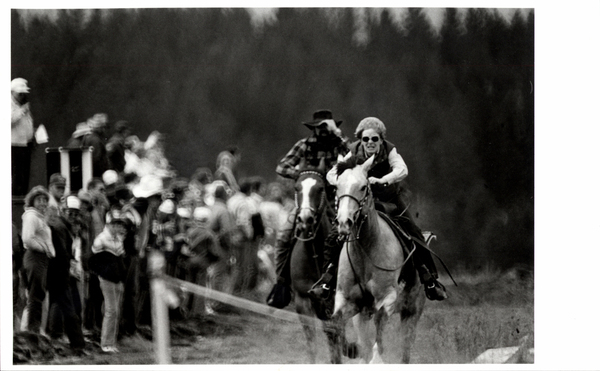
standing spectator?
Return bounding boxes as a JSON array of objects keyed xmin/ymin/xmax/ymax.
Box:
[
  {"xmin": 11, "ymin": 78, "xmax": 35, "ymax": 196},
  {"xmin": 117, "ymin": 195, "xmax": 142, "ymax": 339},
  {"xmin": 184, "ymin": 206, "xmax": 225, "ymax": 315},
  {"xmin": 21, "ymin": 186, "xmax": 55, "ymax": 333},
  {"xmin": 131, "ymin": 175, "xmax": 164, "ymax": 330},
  {"xmin": 46, "ymin": 196, "xmax": 86, "ymax": 354},
  {"xmin": 47, "ymin": 173, "xmax": 66, "ymax": 218},
  {"xmin": 82, "ymin": 178, "xmax": 109, "ymax": 339},
  {"xmin": 106, "ymin": 120, "xmax": 131, "ymax": 173},
  {"xmin": 214, "ymin": 151, "xmax": 240, "ymax": 193},
  {"xmin": 248, "ymin": 176, "xmax": 266, "ymax": 242},
  {"xmin": 65, "ymin": 196, "xmax": 85, "ymax": 317},
  {"xmin": 188, "ymin": 167, "xmax": 213, "ymax": 207},
  {"xmin": 82, "ymin": 113, "xmax": 109, "ymax": 178},
  {"xmin": 227, "ymin": 179, "xmax": 254, "ymax": 241},
  {"xmin": 152, "ymin": 199, "xmax": 181, "ymax": 276},
  {"xmin": 207, "ymin": 182, "xmax": 235, "ymax": 236},
  {"xmin": 87, "ymin": 177, "xmax": 109, "ymax": 238},
  {"xmin": 66, "ymin": 122, "xmax": 92, "ymax": 148},
  {"xmin": 89, "ymin": 209, "xmax": 128, "ymax": 353},
  {"xmin": 227, "ymin": 178, "xmax": 261, "ymax": 293},
  {"xmin": 13, "ymin": 223, "xmax": 25, "ymax": 331},
  {"xmin": 205, "ymin": 182, "xmax": 238, "ymax": 305}
]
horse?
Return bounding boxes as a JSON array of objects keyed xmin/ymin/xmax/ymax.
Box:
[
  {"xmin": 289, "ymin": 158, "xmax": 350, "ymax": 363},
  {"xmin": 331, "ymin": 154, "xmax": 426, "ymax": 364}
]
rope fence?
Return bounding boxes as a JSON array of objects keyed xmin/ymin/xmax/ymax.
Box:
[{"xmin": 147, "ymin": 250, "xmax": 324, "ymax": 364}]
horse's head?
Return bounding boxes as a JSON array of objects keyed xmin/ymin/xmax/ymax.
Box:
[
  {"xmin": 334, "ymin": 155, "xmax": 375, "ymax": 236},
  {"xmin": 294, "ymin": 157, "xmax": 327, "ymax": 238}
]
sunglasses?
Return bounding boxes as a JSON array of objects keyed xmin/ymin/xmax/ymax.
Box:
[{"xmin": 362, "ymin": 136, "xmax": 380, "ymax": 143}]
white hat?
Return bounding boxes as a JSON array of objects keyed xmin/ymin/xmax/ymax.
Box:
[
  {"xmin": 66, "ymin": 195, "xmax": 81, "ymax": 210},
  {"xmin": 102, "ymin": 170, "xmax": 119, "ymax": 186},
  {"xmin": 72, "ymin": 122, "xmax": 92, "ymax": 138},
  {"xmin": 106, "ymin": 209, "xmax": 126, "ymax": 224},
  {"xmin": 144, "ymin": 131, "xmax": 163, "ymax": 151},
  {"xmin": 88, "ymin": 113, "xmax": 107, "ymax": 129},
  {"xmin": 11, "ymin": 78, "xmax": 30, "ymax": 93},
  {"xmin": 132, "ymin": 175, "xmax": 163, "ymax": 198},
  {"xmin": 158, "ymin": 199, "xmax": 175, "ymax": 214},
  {"xmin": 177, "ymin": 207, "xmax": 192, "ymax": 219},
  {"xmin": 193, "ymin": 206, "xmax": 212, "ymax": 222}
]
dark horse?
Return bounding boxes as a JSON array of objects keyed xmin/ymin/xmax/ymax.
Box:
[{"xmin": 289, "ymin": 158, "xmax": 350, "ymax": 363}]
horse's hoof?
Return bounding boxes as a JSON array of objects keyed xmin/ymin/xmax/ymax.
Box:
[{"xmin": 343, "ymin": 342, "xmax": 359, "ymax": 359}]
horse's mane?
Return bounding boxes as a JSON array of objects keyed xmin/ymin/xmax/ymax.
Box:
[{"xmin": 336, "ymin": 155, "xmax": 358, "ymax": 177}]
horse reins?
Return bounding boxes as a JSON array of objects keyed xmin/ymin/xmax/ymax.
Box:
[
  {"xmin": 338, "ymin": 185, "xmax": 410, "ymax": 302},
  {"xmin": 336, "ymin": 186, "xmax": 370, "ymax": 243}
]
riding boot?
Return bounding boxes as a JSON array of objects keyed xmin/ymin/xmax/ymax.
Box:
[
  {"xmin": 394, "ymin": 207, "xmax": 447, "ymax": 301},
  {"xmin": 308, "ymin": 230, "xmax": 342, "ymax": 300},
  {"xmin": 415, "ymin": 257, "xmax": 447, "ymax": 301},
  {"xmin": 266, "ymin": 233, "xmax": 294, "ymax": 308},
  {"xmin": 308, "ymin": 263, "xmax": 336, "ymax": 300}
]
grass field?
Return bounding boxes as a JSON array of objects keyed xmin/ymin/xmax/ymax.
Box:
[{"xmin": 13, "ymin": 265, "xmax": 534, "ymax": 365}]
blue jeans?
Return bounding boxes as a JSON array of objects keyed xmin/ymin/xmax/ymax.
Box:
[
  {"xmin": 99, "ymin": 277, "xmax": 124, "ymax": 348},
  {"xmin": 23, "ymin": 249, "xmax": 49, "ymax": 333}
]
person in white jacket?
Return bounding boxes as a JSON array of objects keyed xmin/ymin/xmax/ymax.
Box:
[
  {"xmin": 21, "ymin": 185, "xmax": 55, "ymax": 333},
  {"xmin": 11, "ymin": 78, "xmax": 35, "ymax": 196}
]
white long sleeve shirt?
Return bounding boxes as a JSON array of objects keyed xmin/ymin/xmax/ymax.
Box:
[{"xmin": 326, "ymin": 147, "xmax": 408, "ymax": 186}]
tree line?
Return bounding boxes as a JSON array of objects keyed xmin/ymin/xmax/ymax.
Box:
[{"xmin": 11, "ymin": 8, "xmax": 534, "ymax": 270}]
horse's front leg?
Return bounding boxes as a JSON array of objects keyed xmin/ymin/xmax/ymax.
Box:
[
  {"xmin": 352, "ymin": 310, "xmax": 374, "ymax": 363},
  {"xmin": 295, "ymin": 296, "xmax": 318, "ymax": 363},
  {"xmin": 371, "ymin": 309, "xmax": 389, "ymax": 363},
  {"xmin": 323, "ymin": 316, "xmax": 343, "ymax": 364},
  {"xmin": 372, "ymin": 286, "xmax": 397, "ymax": 356}
]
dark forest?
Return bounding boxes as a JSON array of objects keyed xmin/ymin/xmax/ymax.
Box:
[{"xmin": 11, "ymin": 8, "xmax": 534, "ymax": 271}]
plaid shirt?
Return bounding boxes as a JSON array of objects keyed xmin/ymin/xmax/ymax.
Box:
[{"xmin": 276, "ymin": 134, "xmax": 350, "ymax": 180}]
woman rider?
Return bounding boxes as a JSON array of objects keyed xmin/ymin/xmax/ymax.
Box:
[{"xmin": 313, "ymin": 117, "xmax": 447, "ymax": 301}]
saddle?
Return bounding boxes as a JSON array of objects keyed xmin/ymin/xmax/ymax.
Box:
[
  {"xmin": 377, "ymin": 208, "xmax": 456, "ymax": 287},
  {"xmin": 376, "ymin": 209, "xmax": 415, "ymax": 260}
]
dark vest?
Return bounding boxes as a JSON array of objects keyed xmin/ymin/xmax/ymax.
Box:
[{"xmin": 350, "ymin": 140, "xmax": 399, "ymax": 204}]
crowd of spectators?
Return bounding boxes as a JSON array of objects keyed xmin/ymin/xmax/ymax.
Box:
[{"xmin": 12, "ymin": 113, "xmax": 295, "ymax": 356}]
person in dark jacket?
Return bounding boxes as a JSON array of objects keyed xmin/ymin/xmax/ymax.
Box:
[
  {"xmin": 106, "ymin": 120, "xmax": 131, "ymax": 173},
  {"xmin": 46, "ymin": 197, "xmax": 86, "ymax": 354},
  {"xmin": 90, "ymin": 209, "xmax": 127, "ymax": 353},
  {"xmin": 81, "ymin": 113, "xmax": 109, "ymax": 178},
  {"xmin": 267, "ymin": 110, "xmax": 349, "ymax": 309}
]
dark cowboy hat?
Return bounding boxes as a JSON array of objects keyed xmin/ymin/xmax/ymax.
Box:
[{"xmin": 302, "ymin": 110, "xmax": 343, "ymax": 129}]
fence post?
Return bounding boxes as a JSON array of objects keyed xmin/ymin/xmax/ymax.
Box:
[{"xmin": 148, "ymin": 250, "xmax": 171, "ymax": 364}]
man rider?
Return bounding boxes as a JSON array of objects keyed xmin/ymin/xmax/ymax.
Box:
[{"xmin": 266, "ymin": 110, "xmax": 349, "ymax": 308}]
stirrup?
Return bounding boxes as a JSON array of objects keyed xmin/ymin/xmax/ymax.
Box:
[
  {"xmin": 308, "ymin": 282, "xmax": 331, "ymax": 300},
  {"xmin": 425, "ymin": 279, "xmax": 448, "ymax": 301}
]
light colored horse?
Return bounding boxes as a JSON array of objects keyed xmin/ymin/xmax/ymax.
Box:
[
  {"xmin": 290, "ymin": 159, "xmax": 351, "ymax": 363},
  {"xmin": 332, "ymin": 155, "xmax": 425, "ymax": 364}
]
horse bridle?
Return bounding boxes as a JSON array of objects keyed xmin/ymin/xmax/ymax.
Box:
[
  {"xmin": 338, "ymin": 183, "xmax": 407, "ymax": 274},
  {"xmin": 295, "ymin": 170, "xmax": 328, "ymax": 242},
  {"xmin": 336, "ymin": 185, "xmax": 371, "ymax": 242}
]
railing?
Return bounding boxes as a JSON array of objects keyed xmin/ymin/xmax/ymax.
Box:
[{"xmin": 147, "ymin": 251, "xmax": 323, "ymax": 365}]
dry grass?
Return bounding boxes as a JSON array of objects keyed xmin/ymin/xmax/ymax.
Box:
[
  {"xmin": 14, "ymin": 266, "xmax": 534, "ymax": 365},
  {"xmin": 410, "ymin": 265, "xmax": 534, "ymax": 363}
]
